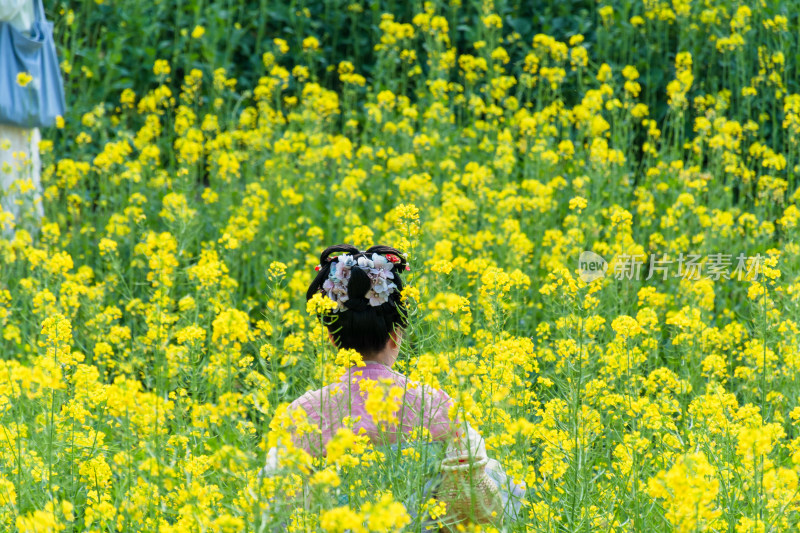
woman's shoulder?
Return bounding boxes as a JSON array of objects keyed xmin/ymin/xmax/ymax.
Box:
[
  {"xmin": 391, "ymin": 371, "xmax": 459, "ymax": 440},
  {"xmin": 289, "ymin": 388, "xmax": 316, "ymax": 409},
  {"xmin": 287, "ymin": 381, "xmax": 346, "ymax": 417},
  {"xmin": 287, "ymin": 386, "xmax": 325, "ymax": 416},
  {"xmin": 393, "ymin": 370, "xmax": 454, "ymax": 407}
]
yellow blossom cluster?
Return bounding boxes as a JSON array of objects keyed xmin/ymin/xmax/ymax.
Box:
[{"xmin": 1, "ymin": 1, "xmax": 800, "ymax": 531}]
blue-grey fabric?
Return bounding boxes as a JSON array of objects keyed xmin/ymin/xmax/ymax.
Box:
[{"xmin": 0, "ymin": 0, "xmax": 66, "ymax": 128}]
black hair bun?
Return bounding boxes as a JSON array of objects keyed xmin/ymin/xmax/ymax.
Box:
[{"xmin": 347, "ymin": 266, "xmax": 372, "ymax": 301}]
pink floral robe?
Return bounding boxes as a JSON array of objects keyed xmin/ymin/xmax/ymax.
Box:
[
  {"xmin": 287, "ymin": 361, "xmax": 459, "ymax": 456},
  {"xmin": 261, "ymin": 361, "xmax": 525, "ymax": 524}
]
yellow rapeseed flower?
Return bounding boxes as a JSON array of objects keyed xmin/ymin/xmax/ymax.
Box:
[{"xmin": 16, "ymin": 72, "xmax": 32, "ymax": 87}]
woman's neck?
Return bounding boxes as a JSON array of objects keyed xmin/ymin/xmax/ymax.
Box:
[{"xmin": 362, "ymin": 346, "xmax": 396, "ymax": 368}]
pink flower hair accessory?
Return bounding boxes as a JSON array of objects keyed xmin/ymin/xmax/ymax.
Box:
[{"xmin": 317, "ymin": 252, "xmax": 403, "ymax": 311}]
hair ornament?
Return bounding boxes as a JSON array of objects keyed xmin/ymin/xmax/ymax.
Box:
[
  {"xmin": 384, "ymin": 252, "xmax": 411, "ymax": 270},
  {"xmin": 318, "ymin": 252, "xmax": 400, "ymax": 311}
]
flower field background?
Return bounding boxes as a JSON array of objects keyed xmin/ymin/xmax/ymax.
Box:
[{"xmin": 2, "ymin": 0, "xmax": 800, "ymax": 530}]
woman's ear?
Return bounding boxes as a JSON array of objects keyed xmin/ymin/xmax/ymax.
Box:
[{"xmin": 389, "ymin": 327, "xmax": 404, "ymax": 349}]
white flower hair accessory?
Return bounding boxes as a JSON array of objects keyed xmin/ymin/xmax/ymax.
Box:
[{"xmin": 318, "ymin": 252, "xmax": 405, "ymax": 311}]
